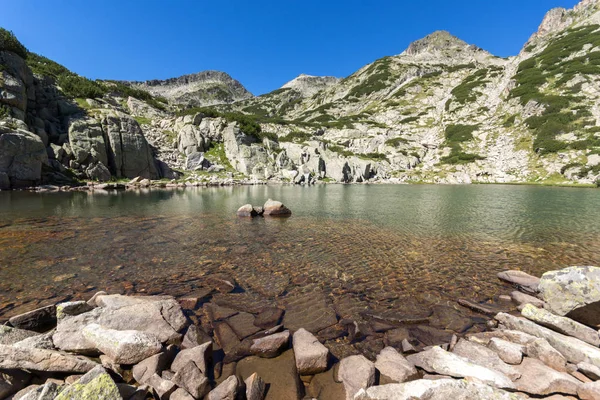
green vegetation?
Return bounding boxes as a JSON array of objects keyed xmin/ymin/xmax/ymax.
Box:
[
  {"xmin": 400, "ymin": 116, "xmax": 419, "ymax": 124},
  {"xmin": 279, "ymin": 130, "xmax": 312, "ymax": 143},
  {"xmin": 347, "ymin": 57, "xmax": 393, "ymax": 98},
  {"xmin": 503, "ymin": 115, "xmax": 517, "ymax": 127},
  {"xmin": 440, "ymin": 124, "xmax": 484, "ymax": 165},
  {"xmin": 446, "ymin": 68, "xmax": 489, "ymax": 109},
  {"xmin": 385, "ymin": 137, "xmax": 409, "ymax": 147},
  {"xmin": 177, "ymin": 106, "xmax": 270, "ymax": 141},
  {"xmin": 0, "ymin": 28, "xmax": 28, "ymax": 59},
  {"xmin": 204, "ymin": 143, "xmax": 234, "ymax": 171},
  {"xmin": 509, "ymin": 25, "xmax": 600, "ymax": 154},
  {"xmin": 134, "ymin": 116, "xmax": 152, "ymax": 125}
]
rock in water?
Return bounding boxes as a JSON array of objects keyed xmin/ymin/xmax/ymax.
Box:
[
  {"xmin": 374, "ymin": 347, "xmax": 419, "ymax": 384},
  {"xmin": 82, "ymin": 323, "xmax": 162, "ymax": 364},
  {"xmin": 262, "ymin": 199, "xmax": 292, "ymax": 217},
  {"xmin": 293, "ymin": 328, "xmax": 329, "ymax": 375},
  {"xmin": 538, "ymin": 266, "xmax": 600, "ymax": 327},
  {"xmin": 237, "ymin": 204, "xmax": 257, "ymax": 217},
  {"xmin": 337, "ymin": 355, "xmax": 376, "ymax": 400},
  {"xmin": 497, "ymin": 270, "xmax": 540, "ymax": 293},
  {"xmin": 245, "ymin": 373, "xmax": 266, "ymax": 400},
  {"xmin": 207, "ymin": 375, "xmax": 238, "ymax": 400}
]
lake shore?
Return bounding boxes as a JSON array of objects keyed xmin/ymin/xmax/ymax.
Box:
[{"xmin": 1, "ymin": 266, "xmax": 600, "ymax": 399}]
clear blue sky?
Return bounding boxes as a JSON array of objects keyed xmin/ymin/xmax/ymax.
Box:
[{"xmin": 1, "ymin": 0, "xmax": 581, "ymax": 95}]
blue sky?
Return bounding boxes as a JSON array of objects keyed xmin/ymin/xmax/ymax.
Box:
[{"xmin": 1, "ymin": 0, "xmax": 580, "ymax": 95}]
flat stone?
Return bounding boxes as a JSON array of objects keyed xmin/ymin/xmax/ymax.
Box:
[
  {"xmin": 207, "ymin": 375, "xmax": 238, "ymax": 400},
  {"xmin": 171, "ymin": 388, "xmax": 195, "ymax": 400},
  {"xmin": 457, "ymin": 299, "xmax": 500, "ymax": 316},
  {"xmin": 236, "ymin": 350, "xmax": 303, "ymax": 400},
  {"xmin": 526, "ymin": 337, "xmax": 567, "ymax": 372},
  {"xmin": 132, "ymin": 346, "xmax": 177, "ymax": 384},
  {"xmin": 293, "ymin": 328, "xmax": 329, "ymax": 375},
  {"xmin": 497, "ymin": 270, "xmax": 540, "ymax": 293},
  {"xmin": 56, "ymin": 301, "xmax": 93, "ymax": 320},
  {"xmin": 495, "ymin": 312, "xmax": 600, "ymax": 368},
  {"xmin": 374, "ymin": 347, "xmax": 418, "ymax": 384},
  {"xmin": 253, "ymin": 307, "xmax": 284, "ymax": 329},
  {"xmin": 82, "ymin": 323, "xmax": 162, "ymax": 364},
  {"xmin": 578, "ymin": 381, "xmax": 600, "ymax": 400},
  {"xmin": 226, "ymin": 312, "xmax": 261, "ymax": 339},
  {"xmin": 539, "ymin": 266, "xmax": 600, "ymax": 327},
  {"xmin": 214, "ymin": 321, "xmax": 241, "ymax": 354},
  {"xmin": 146, "ymin": 373, "xmax": 176, "ymax": 400},
  {"xmin": 245, "ymin": 373, "xmax": 266, "ymax": 400},
  {"xmin": 406, "ymin": 346, "xmax": 514, "ymax": 389},
  {"xmin": 452, "ymin": 338, "xmax": 521, "ymax": 380},
  {"xmin": 0, "ymin": 344, "xmax": 97, "ymax": 373},
  {"xmin": 9, "ymin": 305, "xmax": 56, "ymax": 332},
  {"xmin": 205, "ymin": 304, "xmax": 239, "ymax": 321},
  {"xmin": 250, "ymin": 330, "xmax": 290, "ymax": 358},
  {"xmin": 510, "ymin": 291, "xmax": 545, "ymax": 308},
  {"xmin": 171, "ymin": 341, "xmax": 212, "ymax": 374},
  {"xmin": 578, "ymin": 361, "xmax": 600, "ymax": 380},
  {"xmin": 514, "ymin": 357, "xmax": 580, "ymax": 396},
  {"xmin": 521, "ymin": 303, "xmax": 600, "ymax": 346},
  {"xmin": 0, "ymin": 325, "xmax": 39, "ymax": 345},
  {"xmin": 355, "ymin": 378, "xmax": 518, "ymax": 400},
  {"xmin": 487, "ymin": 337, "xmax": 524, "ymax": 365},
  {"xmin": 283, "ymin": 291, "xmax": 338, "ymax": 333},
  {"xmin": 337, "ymin": 355, "xmax": 376, "ymax": 400},
  {"xmin": 172, "ymin": 361, "xmax": 210, "ymax": 399},
  {"xmin": 467, "ymin": 329, "xmax": 538, "ymax": 347}
]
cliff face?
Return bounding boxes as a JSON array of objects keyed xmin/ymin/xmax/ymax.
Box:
[{"xmin": 2, "ymin": 0, "xmax": 600, "ymax": 188}]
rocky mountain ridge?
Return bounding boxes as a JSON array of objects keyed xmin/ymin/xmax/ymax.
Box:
[{"xmin": 1, "ymin": 0, "xmax": 600, "ymax": 189}]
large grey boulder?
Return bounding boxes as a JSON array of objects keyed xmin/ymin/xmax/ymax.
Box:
[
  {"xmin": 222, "ymin": 124, "xmax": 269, "ymax": 175},
  {"xmin": 293, "ymin": 328, "xmax": 329, "ymax": 375},
  {"xmin": 171, "ymin": 341, "xmax": 212, "ymax": 374},
  {"xmin": 0, "ymin": 51, "xmax": 33, "ymax": 113},
  {"xmin": 521, "ymin": 303, "xmax": 600, "ymax": 346},
  {"xmin": 487, "ymin": 337, "xmax": 524, "ymax": 365},
  {"xmin": 53, "ymin": 294, "xmax": 187, "ymax": 354},
  {"xmin": 525, "ymin": 337, "xmax": 567, "ymax": 371},
  {"xmin": 337, "ymin": 355, "xmax": 376, "ymax": 400},
  {"xmin": 178, "ymin": 124, "xmax": 207, "ymax": 156},
  {"xmin": 0, "ymin": 129, "xmax": 47, "ymax": 187},
  {"xmin": 68, "ymin": 116, "xmax": 108, "ymax": 167},
  {"xmin": 538, "ymin": 266, "xmax": 600, "ymax": 327},
  {"xmin": 185, "ymin": 151, "xmax": 211, "ymax": 171},
  {"xmin": 0, "ymin": 344, "xmax": 97, "ymax": 373},
  {"xmin": 355, "ymin": 378, "xmax": 519, "ymax": 400},
  {"xmin": 82, "ymin": 323, "xmax": 162, "ymax": 364},
  {"xmin": 263, "ymin": 199, "xmax": 292, "ymax": 216},
  {"xmin": 374, "ymin": 347, "xmax": 418, "ymax": 384},
  {"xmin": 13, "ymin": 381, "xmax": 63, "ymax": 400},
  {"xmin": 406, "ymin": 346, "xmax": 514, "ymax": 389}
]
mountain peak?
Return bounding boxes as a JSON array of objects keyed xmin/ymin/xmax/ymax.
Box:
[
  {"xmin": 281, "ymin": 74, "xmax": 340, "ymax": 97},
  {"xmin": 404, "ymin": 30, "xmax": 470, "ymax": 55}
]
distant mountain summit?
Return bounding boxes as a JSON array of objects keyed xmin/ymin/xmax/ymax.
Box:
[
  {"xmin": 400, "ymin": 30, "xmax": 496, "ymax": 64},
  {"xmin": 281, "ymin": 74, "xmax": 340, "ymax": 97},
  {"xmin": 130, "ymin": 70, "xmax": 253, "ymax": 107}
]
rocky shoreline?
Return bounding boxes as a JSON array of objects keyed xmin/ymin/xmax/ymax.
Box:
[{"xmin": 0, "ymin": 266, "xmax": 600, "ymax": 399}]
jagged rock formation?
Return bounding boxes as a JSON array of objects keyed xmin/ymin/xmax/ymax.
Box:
[
  {"xmin": 2, "ymin": 0, "xmax": 600, "ymax": 188},
  {"xmin": 129, "ymin": 70, "xmax": 253, "ymax": 107}
]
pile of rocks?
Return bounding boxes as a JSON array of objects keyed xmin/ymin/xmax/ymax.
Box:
[
  {"xmin": 237, "ymin": 199, "xmax": 292, "ymax": 218},
  {"xmin": 1, "ymin": 266, "xmax": 600, "ymax": 399}
]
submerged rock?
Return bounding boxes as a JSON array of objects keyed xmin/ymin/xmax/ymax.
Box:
[
  {"xmin": 293, "ymin": 328, "xmax": 329, "ymax": 375},
  {"xmin": 497, "ymin": 270, "xmax": 540, "ymax": 293}
]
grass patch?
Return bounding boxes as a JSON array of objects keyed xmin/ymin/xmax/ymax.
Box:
[
  {"xmin": 279, "ymin": 130, "xmax": 312, "ymax": 143},
  {"xmin": 440, "ymin": 124, "xmax": 484, "ymax": 165},
  {"xmin": 0, "ymin": 28, "xmax": 28, "ymax": 59},
  {"xmin": 385, "ymin": 137, "xmax": 409, "ymax": 147},
  {"xmin": 134, "ymin": 116, "xmax": 152, "ymax": 125},
  {"xmin": 204, "ymin": 143, "xmax": 234, "ymax": 171},
  {"xmin": 347, "ymin": 57, "xmax": 393, "ymax": 98}
]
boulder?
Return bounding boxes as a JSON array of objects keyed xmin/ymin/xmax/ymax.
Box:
[
  {"xmin": 132, "ymin": 346, "xmax": 177, "ymax": 384},
  {"xmin": 82, "ymin": 323, "xmax": 162, "ymax": 364},
  {"xmin": 0, "ymin": 344, "xmax": 97, "ymax": 373},
  {"xmin": 406, "ymin": 346, "xmax": 514, "ymax": 389},
  {"xmin": 514, "ymin": 357, "xmax": 580, "ymax": 396},
  {"xmin": 181, "ymin": 325, "xmax": 212, "ymax": 350},
  {"xmin": 487, "ymin": 337, "xmax": 524, "ymax": 365},
  {"xmin": 451, "ymin": 339, "xmax": 520, "ymax": 380},
  {"xmin": 55, "ymin": 366, "xmax": 121, "ymax": 400},
  {"xmin": 355, "ymin": 378, "xmax": 519, "ymax": 400},
  {"xmin": 293, "ymin": 328, "xmax": 329, "ymax": 375},
  {"xmin": 521, "ymin": 303, "xmax": 600, "ymax": 346},
  {"xmin": 53, "ymin": 295, "xmax": 187, "ymax": 354},
  {"xmin": 171, "ymin": 341, "xmax": 212, "ymax": 374},
  {"xmin": 237, "ymin": 204, "xmax": 257, "ymax": 217},
  {"xmin": 186, "ymin": 152, "xmax": 211, "ymax": 171},
  {"xmin": 56, "ymin": 301, "xmax": 94, "ymax": 320},
  {"xmin": 146, "ymin": 373, "xmax": 176, "ymax": 400},
  {"xmin": 245, "ymin": 373, "xmax": 266, "ymax": 400},
  {"xmin": 13, "ymin": 330, "xmax": 55, "ymax": 350},
  {"xmin": 262, "ymin": 199, "xmax": 292, "ymax": 217},
  {"xmin": 538, "ymin": 266, "xmax": 600, "ymax": 327},
  {"xmin": 207, "ymin": 375, "xmax": 238, "ymax": 400},
  {"xmin": 337, "ymin": 355, "xmax": 376, "ymax": 400},
  {"xmin": 497, "ymin": 270, "xmax": 540, "ymax": 293},
  {"xmin": 68, "ymin": 116, "xmax": 108, "ymax": 167},
  {"xmin": 510, "ymin": 291, "xmax": 545, "ymax": 308},
  {"xmin": 171, "ymin": 361, "xmax": 210, "ymax": 399},
  {"xmin": 8, "ymin": 305, "xmax": 55, "ymax": 332},
  {"xmin": 250, "ymin": 330, "xmax": 290, "ymax": 358},
  {"xmin": 0, "ymin": 129, "xmax": 47, "ymax": 187},
  {"xmin": 374, "ymin": 347, "xmax": 419, "ymax": 384}
]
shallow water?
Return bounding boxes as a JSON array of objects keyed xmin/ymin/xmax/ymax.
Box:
[{"xmin": 1, "ymin": 184, "xmax": 599, "ymax": 332}]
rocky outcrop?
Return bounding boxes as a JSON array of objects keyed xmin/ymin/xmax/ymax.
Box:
[
  {"xmin": 0, "ymin": 127, "xmax": 47, "ymax": 187},
  {"xmin": 281, "ymin": 74, "xmax": 340, "ymax": 97}
]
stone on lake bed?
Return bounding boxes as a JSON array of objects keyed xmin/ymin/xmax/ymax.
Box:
[
  {"xmin": 82, "ymin": 323, "xmax": 162, "ymax": 364},
  {"xmin": 250, "ymin": 330, "xmax": 290, "ymax": 358},
  {"xmin": 293, "ymin": 328, "xmax": 329, "ymax": 375},
  {"xmin": 497, "ymin": 270, "xmax": 540, "ymax": 293},
  {"xmin": 262, "ymin": 199, "xmax": 292, "ymax": 217},
  {"xmin": 337, "ymin": 355, "xmax": 376, "ymax": 400}
]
